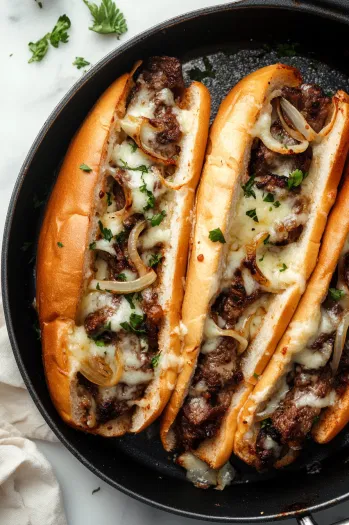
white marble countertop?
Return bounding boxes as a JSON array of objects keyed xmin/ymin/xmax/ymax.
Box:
[{"xmin": 2, "ymin": 1, "xmax": 349, "ymax": 524}]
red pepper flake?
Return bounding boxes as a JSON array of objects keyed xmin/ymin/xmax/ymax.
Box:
[
  {"xmin": 99, "ymin": 190, "xmax": 105, "ymax": 198},
  {"xmin": 281, "ymin": 347, "xmax": 287, "ymax": 355},
  {"xmin": 197, "ymin": 254, "xmax": 204, "ymax": 262}
]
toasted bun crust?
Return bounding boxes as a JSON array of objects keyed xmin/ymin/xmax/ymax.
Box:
[
  {"xmin": 161, "ymin": 63, "xmax": 349, "ymax": 469},
  {"xmin": 37, "ymin": 67, "xmax": 210, "ymax": 436},
  {"xmin": 235, "ymin": 168, "xmax": 349, "ymax": 467}
]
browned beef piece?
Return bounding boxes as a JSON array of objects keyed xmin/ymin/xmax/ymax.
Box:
[
  {"xmin": 272, "ymin": 365, "xmax": 332, "ymax": 448},
  {"xmin": 77, "ymin": 372, "xmax": 99, "ymax": 397},
  {"xmin": 123, "ymin": 213, "xmax": 144, "ymax": 230},
  {"xmin": 196, "ymin": 338, "xmax": 239, "ymax": 391},
  {"xmin": 142, "ymin": 291, "xmax": 164, "ymax": 352},
  {"xmin": 255, "ymin": 173, "xmax": 288, "ymax": 191},
  {"xmin": 281, "ymin": 84, "xmax": 331, "ymax": 133},
  {"xmin": 272, "ymin": 223, "xmax": 304, "ymax": 246},
  {"xmin": 142, "ymin": 56, "xmax": 185, "ymax": 95},
  {"xmin": 310, "ymin": 332, "xmax": 335, "ymax": 351},
  {"xmin": 150, "ymin": 107, "xmax": 181, "ymax": 145},
  {"xmin": 98, "ymin": 245, "xmax": 129, "ymax": 278},
  {"xmin": 113, "ymin": 179, "xmax": 126, "ymax": 211},
  {"xmin": 251, "ymin": 140, "xmax": 312, "ymax": 182},
  {"xmin": 212, "ymin": 271, "xmax": 262, "ymax": 328},
  {"xmin": 255, "ymin": 426, "xmax": 282, "ymax": 471},
  {"xmin": 84, "ymin": 306, "xmax": 115, "ymax": 337}
]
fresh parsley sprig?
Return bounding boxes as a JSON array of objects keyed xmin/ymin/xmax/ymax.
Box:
[
  {"xmin": 73, "ymin": 57, "xmax": 91, "ymax": 69},
  {"xmin": 150, "ymin": 210, "xmax": 166, "ymax": 227},
  {"xmin": 149, "ymin": 253, "xmax": 163, "ymax": 268},
  {"xmin": 98, "ymin": 220, "xmax": 113, "ymax": 242},
  {"xmin": 120, "ymin": 313, "xmax": 146, "ymax": 334},
  {"xmin": 83, "ymin": 0, "xmax": 127, "ymax": 37},
  {"xmin": 50, "ymin": 15, "xmax": 71, "ymax": 48},
  {"xmin": 140, "ymin": 175, "xmax": 155, "ymax": 211},
  {"xmin": 209, "ymin": 228, "xmax": 226, "ymax": 243},
  {"xmin": 329, "ymin": 288, "xmax": 345, "ymax": 301},
  {"xmin": 246, "ymin": 209, "xmax": 259, "ymax": 223},
  {"xmin": 188, "ymin": 57, "xmax": 216, "ymax": 82},
  {"xmin": 28, "ymin": 34, "xmax": 50, "ymax": 63},
  {"xmin": 288, "ymin": 169, "xmax": 308, "ymax": 190},
  {"xmin": 242, "ymin": 175, "xmax": 256, "ymax": 199}
]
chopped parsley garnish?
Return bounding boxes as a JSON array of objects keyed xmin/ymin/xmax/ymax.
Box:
[
  {"xmin": 263, "ymin": 193, "xmax": 274, "ymax": 203},
  {"xmin": 115, "ymin": 230, "xmax": 127, "ymax": 245},
  {"xmin": 116, "ymin": 273, "xmax": 127, "ymax": 281},
  {"xmin": 274, "ymin": 200, "xmax": 281, "ymax": 208},
  {"xmin": 287, "ymin": 169, "xmax": 307, "ymax": 190},
  {"xmin": 253, "ymin": 373, "xmax": 259, "ymax": 379},
  {"xmin": 242, "ymin": 175, "xmax": 256, "ymax": 199},
  {"xmin": 259, "ymin": 255, "xmax": 264, "ymax": 262},
  {"xmin": 246, "ymin": 209, "xmax": 259, "ymax": 223},
  {"xmin": 21, "ymin": 241, "xmax": 33, "ymax": 252},
  {"xmin": 120, "ymin": 313, "xmax": 146, "ymax": 334},
  {"xmin": 140, "ymin": 175, "xmax": 155, "ymax": 211},
  {"xmin": 73, "ymin": 57, "xmax": 90, "ymax": 69},
  {"xmin": 106, "ymin": 192, "xmax": 112, "ymax": 207},
  {"xmin": 276, "ymin": 42, "xmax": 298, "ymax": 58},
  {"xmin": 208, "ymin": 228, "xmax": 226, "ymax": 243},
  {"xmin": 150, "ymin": 210, "xmax": 166, "ymax": 227},
  {"xmin": 329, "ymin": 288, "xmax": 345, "ymax": 301},
  {"xmin": 92, "ymin": 487, "xmax": 101, "ymax": 495},
  {"xmin": 149, "ymin": 253, "xmax": 163, "ymax": 268},
  {"xmin": 124, "ymin": 294, "xmax": 135, "ymax": 309},
  {"xmin": 119, "ymin": 159, "xmax": 149, "ymax": 173},
  {"xmin": 188, "ymin": 56, "xmax": 216, "ymax": 82},
  {"xmin": 129, "ymin": 141, "xmax": 138, "ymax": 153},
  {"xmin": 98, "ymin": 220, "xmax": 113, "ymax": 242},
  {"xmin": 83, "ymin": 0, "xmax": 127, "ymax": 37},
  {"xmin": 49, "ymin": 15, "xmax": 71, "ymax": 48},
  {"xmin": 263, "ymin": 235, "xmax": 270, "ymax": 245},
  {"xmin": 89, "ymin": 241, "xmax": 96, "ymax": 250},
  {"xmin": 80, "ymin": 163, "xmax": 93, "ymax": 172},
  {"xmin": 96, "ymin": 283, "xmax": 101, "ymax": 290},
  {"xmin": 151, "ymin": 354, "xmax": 160, "ymax": 368},
  {"xmin": 279, "ymin": 263, "xmax": 288, "ymax": 272},
  {"xmin": 95, "ymin": 340, "xmax": 105, "ymax": 347},
  {"xmin": 28, "ymin": 34, "xmax": 50, "ymax": 63},
  {"xmin": 57, "ymin": 242, "xmax": 64, "ymax": 248},
  {"xmin": 35, "ymin": 0, "xmax": 43, "ymax": 7},
  {"xmin": 261, "ymin": 418, "xmax": 272, "ymax": 429}
]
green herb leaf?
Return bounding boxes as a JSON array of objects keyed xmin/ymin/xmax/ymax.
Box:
[
  {"xmin": 124, "ymin": 294, "xmax": 135, "ymax": 309},
  {"xmin": 89, "ymin": 241, "xmax": 96, "ymax": 250},
  {"xmin": 261, "ymin": 418, "xmax": 272, "ymax": 429},
  {"xmin": 259, "ymin": 255, "xmax": 264, "ymax": 262},
  {"xmin": 151, "ymin": 354, "xmax": 160, "ymax": 368},
  {"xmin": 73, "ymin": 56, "xmax": 91, "ymax": 69},
  {"xmin": 80, "ymin": 163, "xmax": 92, "ymax": 172},
  {"xmin": 253, "ymin": 373, "xmax": 259, "ymax": 379},
  {"xmin": 96, "ymin": 282, "xmax": 101, "ymax": 290},
  {"xmin": 140, "ymin": 175, "xmax": 155, "ymax": 211},
  {"xmin": 246, "ymin": 209, "xmax": 259, "ymax": 222},
  {"xmin": 98, "ymin": 220, "xmax": 113, "ymax": 242},
  {"xmin": 129, "ymin": 141, "xmax": 138, "ymax": 153},
  {"xmin": 120, "ymin": 313, "xmax": 146, "ymax": 334},
  {"xmin": 57, "ymin": 242, "xmax": 64, "ymax": 248},
  {"xmin": 208, "ymin": 228, "xmax": 226, "ymax": 243},
  {"xmin": 95, "ymin": 339, "xmax": 105, "ymax": 347},
  {"xmin": 279, "ymin": 263, "xmax": 288, "ymax": 272},
  {"xmin": 263, "ymin": 234, "xmax": 270, "ymax": 245},
  {"xmin": 115, "ymin": 230, "xmax": 127, "ymax": 245},
  {"xmin": 149, "ymin": 253, "xmax": 163, "ymax": 268},
  {"xmin": 28, "ymin": 33, "xmax": 50, "ymax": 63},
  {"xmin": 21, "ymin": 241, "xmax": 33, "ymax": 252},
  {"xmin": 329, "ymin": 288, "xmax": 345, "ymax": 301},
  {"xmin": 106, "ymin": 192, "xmax": 112, "ymax": 207},
  {"xmin": 49, "ymin": 15, "xmax": 71, "ymax": 48},
  {"xmin": 263, "ymin": 193, "xmax": 274, "ymax": 203},
  {"xmin": 287, "ymin": 169, "xmax": 307, "ymax": 190},
  {"xmin": 188, "ymin": 56, "xmax": 216, "ymax": 82},
  {"xmin": 273, "ymin": 200, "xmax": 281, "ymax": 208},
  {"xmin": 83, "ymin": 0, "xmax": 127, "ymax": 36},
  {"xmin": 119, "ymin": 159, "xmax": 149, "ymax": 173},
  {"xmin": 116, "ymin": 273, "xmax": 127, "ymax": 282},
  {"xmin": 241, "ymin": 175, "xmax": 256, "ymax": 199},
  {"xmin": 150, "ymin": 210, "xmax": 166, "ymax": 227},
  {"xmin": 276, "ymin": 42, "xmax": 298, "ymax": 58}
]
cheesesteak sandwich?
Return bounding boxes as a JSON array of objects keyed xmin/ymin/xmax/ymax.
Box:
[
  {"xmin": 36, "ymin": 57, "xmax": 210, "ymax": 435},
  {"xmin": 235, "ymin": 172, "xmax": 349, "ymax": 469},
  {"xmin": 161, "ymin": 63, "xmax": 349, "ymax": 470}
]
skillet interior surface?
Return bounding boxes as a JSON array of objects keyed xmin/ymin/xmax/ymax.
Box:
[{"xmin": 4, "ymin": 0, "xmax": 349, "ymax": 521}]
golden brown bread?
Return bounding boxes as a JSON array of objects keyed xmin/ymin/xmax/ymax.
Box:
[
  {"xmin": 36, "ymin": 63, "xmax": 210, "ymax": 436},
  {"xmin": 161, "ymin": 63, "xmax": 349, "ymax": 469},
  {"xmin": 235, "ymin": 168, "xmax": 349, "ymax": 467}
]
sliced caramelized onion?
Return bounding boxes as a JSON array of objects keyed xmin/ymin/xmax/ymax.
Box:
[
  {"xmin": 152, "ymin": 165, "xmax": 187, "ymax": 191},
  {"xmin": 241, "ymin": 306, "xmax": 267, "ymax": 340},
  {"xmin": 280, "ymin": 97, "xmax": 317, "ymax": 142},
  {"xmin": 128, "ymin": 220, "xmax": 149, "ymax": 276},
  {"xmin": 276, "ymin": 99, "xmax": 305, "ymax": 142},
  {"xmin": 139, "ymin": 119, "xmax": 177, "ymax": 165},
  {"xmin": 79, "ymin": 350, "xmax": 123, "ymax": 387},
  {"xmin": 332, "ymin": 312, "xmax": 349, "ymax": 374},
  {"xmin": 116, "ymin": 60, "xmax": 142, "ymax": 118},
  {"xmin": 208, "ymin": 320, "xmax": 248, "ymax": 355},
  {"xmin": 89, "ymin": 271, "xmax": 156, "ymax": 294},
  {"xmin": 245, "ymin": 232, "xmax": 281, "ymax": 293},
  {"xmin": 103, "ymin": 166, "xmax": 132, "ymax": 215},
  {"xmin": 318, "ymin": 96, "xmax": 338, "ymax": 138},
  {"xmin": 254, "ymin": 91, "xmax": 309, "ymax": 154}
]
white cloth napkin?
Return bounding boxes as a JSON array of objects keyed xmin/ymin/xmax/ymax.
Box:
[{"xmin": 0, "ymin": 309, "xmax": 67, "ymax": 525}]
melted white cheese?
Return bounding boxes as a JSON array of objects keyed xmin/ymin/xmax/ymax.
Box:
[
  {"xmin": 178, "ymin": 452, "xmax": 235, "ymax": 490},
  {"xmin": 294, "ymin": 390, "xmax": 337, "ymax": 409}
]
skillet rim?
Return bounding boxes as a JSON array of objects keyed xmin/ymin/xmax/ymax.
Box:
[{"xmin": 3, "ymin": 0, "xmax": 349, "ymax": 521}]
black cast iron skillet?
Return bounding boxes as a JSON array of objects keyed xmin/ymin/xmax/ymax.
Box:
[{"xmin": 4, "ymin": 0, "xmax": 349, "ymax": 522}]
